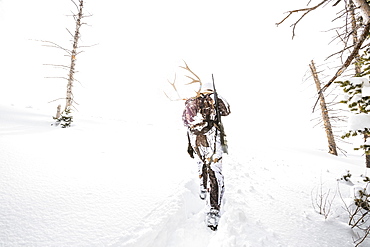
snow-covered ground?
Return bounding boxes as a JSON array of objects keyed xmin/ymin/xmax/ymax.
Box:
[
  {"xmin": 1, "ymin": 104, "xmax": 370, "ymax": 247},
  {"xmin": 2, "ymin": 0, "xmax": 370, "ymax": 246}
]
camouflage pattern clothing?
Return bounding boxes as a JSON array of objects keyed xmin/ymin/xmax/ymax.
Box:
[{"xmin": 183, "ymin": 92, "xmax": 230, "ymax": 211}]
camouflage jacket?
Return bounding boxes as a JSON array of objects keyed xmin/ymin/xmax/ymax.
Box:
[{"xmin": 182, "ymin": 92, "xmax": 230, "ymax": 135}]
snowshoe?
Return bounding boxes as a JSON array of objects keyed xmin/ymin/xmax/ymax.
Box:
[{"xmin": 206, "ymin": 208, "xmax": 220, "ymax": 231}]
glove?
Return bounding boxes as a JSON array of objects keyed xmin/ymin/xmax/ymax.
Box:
[{"xmin": 187, "ymin": 143, "xmax": 194, "ymax": 158}]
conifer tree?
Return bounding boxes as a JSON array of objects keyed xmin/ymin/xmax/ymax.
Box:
[
  {"xmin": 55, "ymin": 107, "xmax": 74, "ymax": 128},
  {"xmin": 337, "ymin": 40, "xmax": 370, "ymax": 168}
]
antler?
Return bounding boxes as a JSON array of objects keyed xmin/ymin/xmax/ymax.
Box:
[
  {"xmin": 164, "ymin": 61, "xmax": 202, "ymax": 101},
  {"xmin": 164, "ymin": 74, "xmax": 184, "ymax": 101},
  {"xmin": 179, "ymin": 60, "xmax": 202, "ymax": 97}
]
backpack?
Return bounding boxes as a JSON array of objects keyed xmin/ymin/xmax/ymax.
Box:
[{"xmin": 182, "ymin": 93, "xmax": 217, "ymax": 135}]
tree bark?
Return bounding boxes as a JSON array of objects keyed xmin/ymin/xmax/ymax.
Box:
[
  {"xmin": 55, "ymin": 104, "xmax": 61, "ymax": 119},
  {"xmin": 320, "ymin": 19, "xmax": 370, "ymax": 94},
  {"xmin": 350, "ymin": 0, "xmax": 362, "ymax": 75},
  {"xmin": 65, "ymin": 0, "xmax": 83, "ymax": 111},
  {"xmin": 352, "ymin": 0, "xmax": 370, "ymax": 22},
  {"xmin": 310, "ymin": 60, "xmax": 338, "ymax": 156},
  {"xmin": 350, "ymin": 0, "xmax": 370, "ymax": 167}
]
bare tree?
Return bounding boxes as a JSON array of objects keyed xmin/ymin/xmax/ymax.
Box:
[
  {"xmin": 310, "ymin": 60, "xmax": 338, "ymax": 155},
  {"xmin": 348, "ymin": 0, "xmax": 370, "ymax": 167},
  {"xmin": 276, "ymin": 0, "xmax": 370, "ymax": 95},
  {"xmin": 65, "ymin": 0, "xmax": 85, "ymax": 112},
  {"xmin": 43, "ymin": 0, "xmax": 90, "ymax": 127},
  {"xmin": 349, "ymin": 0, "xmax": 362, "ymax": 76},
  {"xmin": 278, "ymin": 1, "xmax": 370, "ymax": 166}
]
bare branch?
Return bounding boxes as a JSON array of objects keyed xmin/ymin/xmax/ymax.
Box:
[
  {"xmin": 45, "ymin": 76, "xmax": 69, "ymax": 80},
  {"xmin": 78, "ymin": 43, "xmax": 99, "ymax": 48},
  {"xmin": 66, "ymin": 28, "xmax": 74, "ymax": 38},
  {"xmin": 326, "ymin": 43, "xmax": 355, "ymax": 60},
  {"xmin": 70, "ymin": 0, "xmax": 79, "ymax": 12},
  {"xmin": 333, "ymin": 0, "xmax": 342, "ymax": 6},
  {"xmin": 48, "ymin": 98, "xmax": 66, "ymax": 103},
  {"xmin": 276, "ymin": 0, "xmax": 331, "ymax": 39},
  {"xmin": 323, "ymin": 19, "xmax": 370, "ymax": 90},
  {"xmin": 311, "ymin": 19, "xmax": 370, "ymax": 112},
  {"xmin": 43, "ymin": 64, "xmax": 71, "ymax": 69},
  {"xmin": 36, "ymin": 40, "xmax": 72, "ymax": 55}
]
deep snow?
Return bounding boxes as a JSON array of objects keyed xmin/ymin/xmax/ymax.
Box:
[
  {"xmin": 1, "ymin": 104, "xmax": 370, "ymax": 247},
  {"xmin": 2, "ymin": 0, "xmax": 370, "ymax": 246}
]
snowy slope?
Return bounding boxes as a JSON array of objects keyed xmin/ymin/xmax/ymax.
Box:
[
  {"xmin": 2, "ymin": 0, "xmax": 370, "ymax": 246},
  {"xmin": 1, "ymin": 104, "xmax": 370, "ymax": 247},
  {"xmin": 0, "ymin": 104, "xmax": 189, "ymax": 246}
]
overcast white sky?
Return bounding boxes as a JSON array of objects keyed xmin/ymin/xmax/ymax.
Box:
[{"xmin": 0, "ymin": 0, "xmax": 344, "ymax": 142}]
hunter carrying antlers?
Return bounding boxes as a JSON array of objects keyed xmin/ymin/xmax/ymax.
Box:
[{"xmin": 179, "ymin": 62, "xmax": 231, "ymax": 231}]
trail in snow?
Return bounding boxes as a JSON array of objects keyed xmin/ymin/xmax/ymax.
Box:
[
  {"xmin": 2, "ymin": 105, "xmax": 370, "ymax": 246},
  {"xmin": 109, "ymin": 143, "xmax": 369, "ymax": 247},
  {"xmin": 109, "ymin": 152, "xmax": 282, "ymax": 247},
  {"xmin": 109, "ymin": 178, "xmax": 208, "ymax": 247}
]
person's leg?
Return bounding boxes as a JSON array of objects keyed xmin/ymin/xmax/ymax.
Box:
[
  {"xmin": 197, "ymin": 159, "xmax": 208, "ymax": 200},
  {"xmin": 208, "ymin": 159, "xmax": 224, "ymax": 210},
  {"xmin": 205, "ymin": 159, "xmax": 223, "ymax": 230}
]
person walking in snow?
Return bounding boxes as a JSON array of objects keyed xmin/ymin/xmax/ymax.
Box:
[{"xmin": 183, "ymin": 81, "xmax": 230, "ymax": 230}]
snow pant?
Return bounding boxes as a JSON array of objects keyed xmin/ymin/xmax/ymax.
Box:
[{"xmin": 188, "ymin": 127, "xmax": 225, "ymax": 211}]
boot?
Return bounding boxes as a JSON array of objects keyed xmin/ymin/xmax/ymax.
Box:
[{"xmin": 206, "ymin": 208, "xmax": 220, "ymax": 231}]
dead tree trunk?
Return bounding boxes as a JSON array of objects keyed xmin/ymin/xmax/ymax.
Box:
[
  {"xmin": 352, "ymin": 0, "xmax": 370, "ymax": 22},
  {"xmin": 350, "ymin": 1, "xmax": 370, "ymax": 167},
  {"xmin": 65, "ymin": 0, "xmax": 84, "ymax": 111},
  {"xmin": 309, "ymin": 60, "xmax": 338, "ymax": 156},
  {"xmin": 350, "ymin": 0, "xmax": 362, "ymax": 76},
  {"xmin": 55, "ymin": 104, "xmax": 61, "ymax": 119}
]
